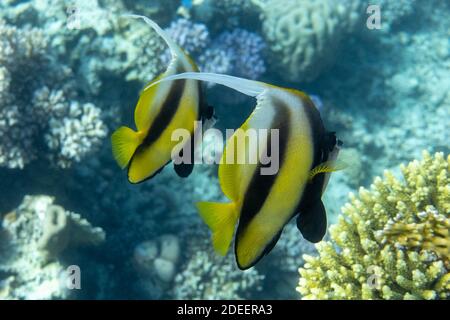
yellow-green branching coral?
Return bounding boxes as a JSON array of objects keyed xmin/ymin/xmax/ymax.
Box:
[{"xmin": 297, "ymin": 151, "xmax": 449, "ymax": 300}]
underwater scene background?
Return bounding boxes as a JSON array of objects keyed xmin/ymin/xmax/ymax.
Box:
[{"xmin": 0, "ymin": 0, "xmax": 448, "ymax": 300}]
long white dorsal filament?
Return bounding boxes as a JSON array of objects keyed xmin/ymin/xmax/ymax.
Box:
[
  {"xmin": 145, "ymin": 72, "xmax": 268, "ymax": 97},
  {"xmin": 122, "ymin": 14, "xmax": 179, "ymax": 60}
]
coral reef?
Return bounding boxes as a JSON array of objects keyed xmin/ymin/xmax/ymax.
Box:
[
  {"xmin": 259, "ymin": 0, "xmax": 363, "ymax": 82},
  {"xmin": 382, "ymin": 210, "xmax": 449, "ymax": 266},
  {"xmin": 160, "ymin": 19, "xmax": 266, "ymax": 83},
  {"xmin": 375, "ymin": 0, "xmax": 419, "ymax": 32},
  {"xmin": 0, "ymin": 1, "xmax": 168, "ymax": 93},
  {"xmin": 165, "ymin": 18, "xmax": 211, "ymax": 57},
  {"xmin": 172, "ymin": 235, "xmax": 264, "ymax": 299},
  {"xmin": 317, "ymin": 0, "xmax": 449, "ymax": 182},
  {"xmin": 66, "ymin": 160, "xmax": 225, "ymax": 298},
  {"xmin": 0, "ymin": 195, "xmax": 105, "ymax": 299},
  {"xmin": 189, "ymin": 0, "xmax": 261, "ymax": 31},
  {"xmin": 297, "ymin": 152, "xmax": 449, "ymax": 300},
  {"xmin": 133, "ymin": 234, "xmax": 181, "ymax": 284},
  {"xmin": 123, "ymin": 0, "xmax": 181, "ymax": 25},
  {"xmin": 199, "ymin": 29, "xmax": 266, "ymax": 81},
  {"xmin": 0, "ymin": 0, "xmax": 447, "ymax": 301},
  {"xmin": 91, "ymin": 18, "xmax": 167, "ymax": 88},
  {"xmin": 36, "ymin": 89, "xmax": 107, "ymax": 169},
  {"xmin": 0, "ymin": 20, "xmax": 107, "ymax": 169}
]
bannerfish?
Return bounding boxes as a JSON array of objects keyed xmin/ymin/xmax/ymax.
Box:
[
  {"xmin": 111, "ymin": 15, "xmax": 214, "ymax": 183},
  {"xmin": 148, "ymin": 72, "xmax": 345, "ymax": 270}
]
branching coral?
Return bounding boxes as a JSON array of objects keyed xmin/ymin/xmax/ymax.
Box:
[
  {"xmin": 297, "ymin": 151, "xmax": 449, "ymax": 300},
  {"xmin": 382, "ymin": 210, "xmax": 449, "ymax": 266},
  {"xmin": 259, "ymin": 0, "xmax": 362, "ymax": 82},
  {"xmin": 0, "ymin": 20, "xmax": 107, "ymax": 169},
  {"xmin": 44, "ymin": 102, "xmax": 107, "ymax": 169}
]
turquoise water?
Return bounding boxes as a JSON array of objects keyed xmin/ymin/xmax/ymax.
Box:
[{"xmin": 0, "ymin": 0, "xmax": 448, "ymax": 300}]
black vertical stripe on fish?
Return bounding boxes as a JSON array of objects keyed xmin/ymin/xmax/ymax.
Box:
[
  {"xmin": 236, "ymin": 102, "xmax": 290, "ymax": 235},
  {"xmin": 301, "ymin": 95, "xmax": 326, "ymax": 167},
  {"xmin": 198, "ymin": 81, "xmax": 208, "ymax": 120},
  {"xmin": 292, "ymin": 95, "xmax": 329, "ymax": 211},
  {"xmin": 138, "ymin": 78, "xmax": 186, "ymax": 148},
  {"xmin": 173, "ymin": 131, "xmax": 195, "ymax": 178},
  {"xmin": 294, "ymin": 97, "xmax": 336, "ymax": 242},
  {"xmin": 127, "ymin": 78, "xmax": 186, "ymax": 182}
]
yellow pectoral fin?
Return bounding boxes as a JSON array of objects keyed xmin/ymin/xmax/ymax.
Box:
[
  {"xmin": 196, "ymin": 201, "xmax": 237, "ymax": 256},
  {"xmin": 308, "ymin": 160, "xmax": 348, "ymax": 182},
  {"xmin": 111, "ymin": 126, "xmax": 142, "ymax": 169}
]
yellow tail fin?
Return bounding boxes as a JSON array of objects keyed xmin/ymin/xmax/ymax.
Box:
[
  {"xmin": 196, "ymin": 202, "xmax": 237, "ymax": 256},
  {"xmin": 111, "ymin": 126, "xmax": 142, "ymax": 169}
]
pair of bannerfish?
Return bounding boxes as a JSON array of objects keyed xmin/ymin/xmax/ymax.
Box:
[{"xmin": 112, "ymin": 15, "xmax": 345, "ymax": 270}]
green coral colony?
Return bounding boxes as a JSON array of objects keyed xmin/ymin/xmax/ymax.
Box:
[{"xmin": 298, "ymin": 152, "xmax": 449, "ymax": 300}]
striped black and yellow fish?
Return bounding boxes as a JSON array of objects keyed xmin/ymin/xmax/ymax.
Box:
[
  {"xmin": 148, "ymin": 72, "xmax": 345, "ymax": 270},
  {"xmin": 111, "ymin": 15, "xmax": 213, "ymax": 183}
]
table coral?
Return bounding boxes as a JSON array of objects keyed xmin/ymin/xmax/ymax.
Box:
[{"xmin": 297, "ymin": 151, "xmax": 449, "ymax": 299}]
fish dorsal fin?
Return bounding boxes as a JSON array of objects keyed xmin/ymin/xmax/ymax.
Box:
[
  {"xmin": 146, "ymin": 72, "xmax": 269, "ymax": 97},
  {"xmin": 219, "ymin": 90, "xmax": 276, "ymax": 201},
  {"xmin": 122, "ymin": 14, "xmax": 180, "ymax": 62}
]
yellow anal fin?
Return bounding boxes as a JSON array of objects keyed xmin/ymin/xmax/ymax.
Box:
[
  {"xmin": 111, "ymin": 126, "xmax": 142, "ymax": 169},
  {"xmin": 196, "ymin": 202, "xmax": 237, "ymax": 256},
  {"xmin": 308, "ymin": 160, "xmax": 347, "ymax": 182}
]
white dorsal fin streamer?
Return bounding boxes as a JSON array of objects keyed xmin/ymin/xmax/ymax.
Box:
[
  {"xmin": 122, "ymin": 14, "xmax": 179, "ymax": 60},
  {"xmin": 145, "ymin": 72, "xmax": 268, "ymax": 97}
]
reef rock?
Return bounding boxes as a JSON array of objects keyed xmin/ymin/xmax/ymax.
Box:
[{"xmin": 0, "ymin": 195, "xmax": 105, "ymax": 299}]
